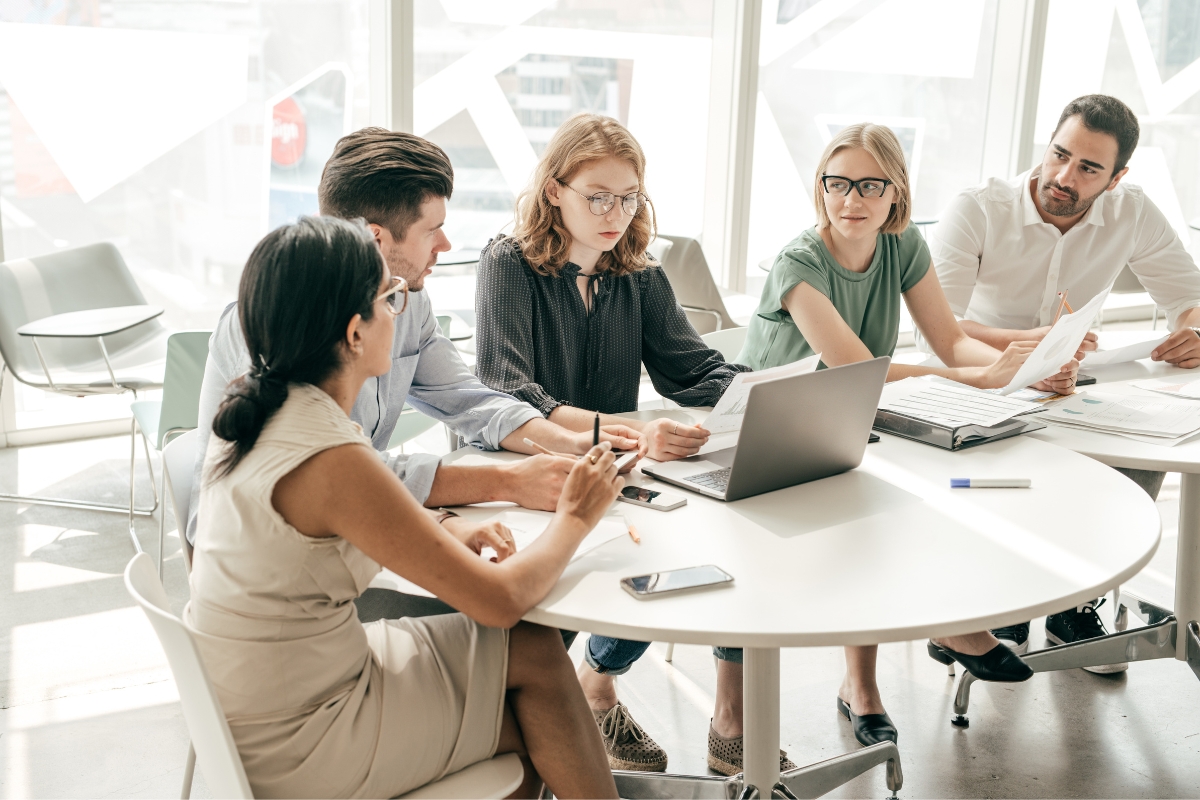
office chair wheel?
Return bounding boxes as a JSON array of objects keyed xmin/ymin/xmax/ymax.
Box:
[{"xmin": 951, "ymin": 714, "xmax": 969, "ymax": 728}]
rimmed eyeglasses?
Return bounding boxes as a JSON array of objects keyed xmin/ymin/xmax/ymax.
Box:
[
  {"xmin": 557, "ymin": 179, "xmax": 649, "ymax": 217},
  {"xmin": 820, "ymin": 175, "xmax": 893, "ymax": 198},
  {"xmin": 376, "ymin": 275, "xmax": 409, "ymax": 315}
]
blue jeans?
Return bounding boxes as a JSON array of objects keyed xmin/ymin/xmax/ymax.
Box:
[{"xmin": 562, "ymin": 630, "xmax": 742, "ymax": 669}]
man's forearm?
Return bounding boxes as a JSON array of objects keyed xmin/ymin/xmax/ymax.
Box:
[
  {"xmin": 959, "ymin": 319, "xmax": 1032, "ymax": 350},
  {"xmin": 1173, "ymin": 306, "xmax": 1200, "ymax": 330},
  {"xmin": 423, "ymin": 462, "xmax": 513, "ymax": 507},
  {"xmin": 547, "ymin": 405, "xmax": 647, "ymax": 433}
]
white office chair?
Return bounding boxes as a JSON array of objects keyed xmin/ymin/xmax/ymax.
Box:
[
  {"xmin": 651, "ymin": 235, "xmax": 739, "ymax": 335},
  {"xmin": 701, "ymin": 327, "xmax": 749, "ymax": 363},
  {"xmin": 162, "ymin": 429, "xmax": 200, "ymax": 575},
  {"xmin": 143, "ymin": 470, "xmax": 524, "ymax": 799}
]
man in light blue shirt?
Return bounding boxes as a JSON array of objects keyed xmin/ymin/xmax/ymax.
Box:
[{"xmin": 188, "ymin": 128, "xmax": 640, "ymax": 544}]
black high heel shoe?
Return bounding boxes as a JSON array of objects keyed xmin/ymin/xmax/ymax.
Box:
[
  {"xmin": 836, "ymin": 696, "xmax": 898, "ymax": 747},
  {"xmin": 927, "ymin": 640, "xmax": 1033, "ymax": 682}
]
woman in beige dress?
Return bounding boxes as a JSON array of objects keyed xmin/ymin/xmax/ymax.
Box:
[{"xmin": 185, "ymin": 215, "xmax": 620, "ymax": 799}]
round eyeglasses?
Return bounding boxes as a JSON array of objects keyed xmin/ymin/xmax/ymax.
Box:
[
  {"xmin": 376, "ymin": 275, "xmax": 409, "ymax": 315},
  {"xmin": 557, "ymin": 179, "xmax": 649, "ymax": 217},
  {"xmin": 820, "ymin": 175, "xmax": 893, "ymax": 198}
]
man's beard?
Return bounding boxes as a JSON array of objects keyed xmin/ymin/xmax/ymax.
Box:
[
  {"xmin": 388, "ymin": 250, "xmax": 429, "ymax": 291},
  {"xmin": 1037, "ymin": 176, "xmax": 1105, "ymax": 218}
]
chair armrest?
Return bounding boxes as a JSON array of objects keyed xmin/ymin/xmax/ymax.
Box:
[
  {"xmin": 681, "ymin": 305, "xmax": 723, "ymax": 331},
  {"xmin": 17, "ymin": 305, "xmax": 163, "ymax": 338}
]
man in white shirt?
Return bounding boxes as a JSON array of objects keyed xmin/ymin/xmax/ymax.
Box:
[{"xmin": 929, "ymin": 94, "xmax": 1200, "ymax": 671}]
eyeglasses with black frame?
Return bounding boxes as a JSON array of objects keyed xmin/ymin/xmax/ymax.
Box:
[
  {"xmin": 820, "ymin": 175, "xmax": 893, "ymax": 198},
  {"xmin": 376, "ymin": 275, "xmax": 409, "ymax": 315},
  {"xmin": 556, "ymin": 179, "xmax": 649, "ymax": 217}
]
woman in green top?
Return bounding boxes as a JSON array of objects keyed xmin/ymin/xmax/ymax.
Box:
[{"xmin": 740, "ymin": 123, "xmax": 1079, "ymax": 749}]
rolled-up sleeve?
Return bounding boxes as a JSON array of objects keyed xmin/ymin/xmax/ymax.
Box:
[
  {"xmin": 1128, "ymin": 195, "xmax": 1200, "ymax": 329},
  {"xmin": 475, "ymin": 241, "xmax": 564, "ymax": 416},
  {"xmin": 928, "ymin": 190, "xmax": 986, "ymax": 319},
  {"xmin": 404, "ymin": 298, "xmax": 542, "ymax": 448},
  {"xmin": 639, "ymin": 266, "xmax": 750, "ymax": 407}
]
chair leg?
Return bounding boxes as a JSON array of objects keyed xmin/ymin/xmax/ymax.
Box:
[
  {"xmin": 158, "ymin": 452, "xmax": 168, "ymax": 581},
  {"xmin": 128, "ymin": 418, "xmax": 161, "ymax": 556},
  {"xmin": 181, "ymin": 742, "xmax": 196, "ymax": 799},
  {"xmin": 664, "ymin": 643, "xmax": 675, "ymax": 662}
]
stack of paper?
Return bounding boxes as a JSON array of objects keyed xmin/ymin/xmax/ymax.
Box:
[
  {"xmin": 1131, "ymin": 377, "xmax": 1200, "ymax": 399},
  {"xmin": 1039, "ymin": 391, "xmax": 1200, "ymax": 445},
  {"xmin": 879, "ymin": 378, "xmax": 1042, "ymax": 428},
  {"xmin": 480, "ymin": 510, "xmax": 629, "ymax": 562}
]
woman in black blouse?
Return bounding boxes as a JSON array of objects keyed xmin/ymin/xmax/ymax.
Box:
[{"xmin": 476, "ymin": 114, "xmax": 782, "ymax": 778}]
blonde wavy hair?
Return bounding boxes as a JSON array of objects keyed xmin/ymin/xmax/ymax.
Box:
[
  {"xmin": 813, "ymin": 123, "xmax": 912, "ymax": 235},
  {"xmin": 513, "ymin": 113, "xmax": 657, "ymax": 277}
]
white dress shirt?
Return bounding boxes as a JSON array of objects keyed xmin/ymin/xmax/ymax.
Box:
[{"xmin": 928, "ymin": 168, "xmax": 1200, "ymax": 338}]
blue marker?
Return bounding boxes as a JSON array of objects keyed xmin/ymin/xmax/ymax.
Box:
[{"xmin": 951, "ymin": 478, "xmax": 1031, "ymax": 489}]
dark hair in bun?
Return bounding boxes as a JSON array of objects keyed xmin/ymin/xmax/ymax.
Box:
[{"xmin": 210, "ymin": 215, "xmax": 384, "ymax": 478}]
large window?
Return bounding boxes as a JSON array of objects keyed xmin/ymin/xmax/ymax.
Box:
[
  {"xmin": 0, "ymin": 1, "xmax": 372, "ymax": 426},
  {"xmin": 414, "ymin": 1, "xmax": 714, "ymax": 255},
  {"xmin": 1034, "ymin": 0, "xmax": 1200, "ymax": 248}
]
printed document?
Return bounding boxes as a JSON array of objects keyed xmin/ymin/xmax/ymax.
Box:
[
  {"xmin": 1040, "ymin": 391, "xmax": 1200, "ymax": 439},
  {"xmin": 1084, "ymin": 334, "xmax": 1168, "ymax": 366},
  {"xmin": 879, "ymin": 378, "xmax": 1042, "ymax": 428},
  {"xmin": 702, "ymin": 353, "xmax": 821, "ymax": 434},
  {"xmin": 482, "ymin": 510, "xmax": 628, "ymax": 563},
  {"xmin": 1131, "ymin": 377, "xmax": 1200, "ymax": 400},
  {"xmin": 1000, "ymin": 290, "xmax": 1109, "ymax": 394}
]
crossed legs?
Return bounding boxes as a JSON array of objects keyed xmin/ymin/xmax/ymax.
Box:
[{"xmin": 497, "ymin": 622, "xmax": 617, "ymax": 798}]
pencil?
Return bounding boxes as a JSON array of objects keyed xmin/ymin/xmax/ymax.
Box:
[
  {"xmin": 522, "ymin": 438, "xmax": 575, "ymax": 459},
  {"xmin": 627, "ymin": 524, "xmax": 641, "ymax": 544},
  {"xmin": 1053, "ymin": 291, "xmax": 1070, "ymax": 324}
]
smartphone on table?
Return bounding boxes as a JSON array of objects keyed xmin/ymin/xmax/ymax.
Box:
[
  {"xmin": 617, "ymin": 484, "xmax": 686, "ymax": 511},
  {"xmin": 621, "ymin": 565, "xmax": 734, "ymax": 598}
]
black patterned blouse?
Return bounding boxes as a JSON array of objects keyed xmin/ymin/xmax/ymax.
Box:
[{"xmin": 475, "ymin": 235, "xmax": 749, "ymax": 415}]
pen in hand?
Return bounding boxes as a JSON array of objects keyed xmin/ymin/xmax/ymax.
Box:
[{"xmin": 594, "ymin": 411, "xmax": 600, "ymax": 447}]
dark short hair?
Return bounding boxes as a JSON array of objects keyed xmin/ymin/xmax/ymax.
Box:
[
  {"xmin": 210, "ymin": 216, "xmax": 385, "ymax": 478},
  {"xmin": 318, "ymin": 127, "xmax": 454, "ymax": 240},
  {"xmin": 1052, "ymin": 94, "xmax": 1140, "ymax": 175}
]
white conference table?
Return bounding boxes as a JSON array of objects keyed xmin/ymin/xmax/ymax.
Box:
[
  {"xmin": 428, "ymin": 423, "xmax": 1159, "ymax": 798},
  {"xmin": 1010, "ymin": 333, "xmax": 1200, "ymax": 680}
]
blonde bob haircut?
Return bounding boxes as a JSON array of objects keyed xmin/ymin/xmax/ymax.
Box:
[
  {"xmin": 513, "ymin": 113, "xmax": 657, "ymax": 277},
  {"xmin": 813, "ymin": 123, "xmax": 912, "ymax": 235}
]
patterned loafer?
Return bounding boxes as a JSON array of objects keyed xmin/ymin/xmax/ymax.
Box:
[
  {"xmin": 594, "ymin": 702, "xmax": 668, "ymax": 772},
  {"xmin": 707, "ymin": 723, "xmax": 798, "ymax": 777}
]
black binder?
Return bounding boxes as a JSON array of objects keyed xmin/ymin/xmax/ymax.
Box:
[{"xmin": 873, "ymin": 409, "xmax": 1046, "ymax": 451}]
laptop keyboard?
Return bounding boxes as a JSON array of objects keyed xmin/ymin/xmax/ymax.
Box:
[{"xmin": 683, "ymin": 467, "xmax": 731, "ymax": 493}]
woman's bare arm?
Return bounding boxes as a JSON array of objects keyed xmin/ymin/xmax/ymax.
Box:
[{"xmin": 272, "ymin": 442, "xmax": 622, "ymax": 628}]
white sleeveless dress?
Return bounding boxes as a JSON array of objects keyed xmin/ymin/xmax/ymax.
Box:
[{"xmin": 184, "ymin": 383, "xmax": 509, "ymax": 799}]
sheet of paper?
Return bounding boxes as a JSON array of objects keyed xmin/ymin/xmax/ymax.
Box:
[
  {"xmin": 481, "ymin": 510, "xmax": 628, "ymax": 563},
  {"xmin": 702, "ymin": 353, "xmax": 821, "ymax": 434},
  {"xmin": 1083, "ymin": 334, "xmax": 1168, "ymax": 366},
  {"xmin": 1131, "ymin": 377, "xmax": 1200, "ymax": 400},
  {"xmin": 879, "ymin": 377, "xmax": 1042, "ymax": 428},
  {"xmin": 1000, "ymin": 290, "xmax": 1109, "ymax": 395},
  {"xmin": 1039, "ymin": 391, "xmax": 1200, "ymax": 438}
]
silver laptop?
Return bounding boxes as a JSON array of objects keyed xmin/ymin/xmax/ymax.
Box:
[{"xmin": 641, "ymin": 357, "xmax": 890, "ymax": 501}]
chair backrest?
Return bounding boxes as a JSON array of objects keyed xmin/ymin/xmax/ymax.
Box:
[
  {"xmin": 653, "ymin": 235, "xmax": 737, "ymax": 334},
  {"xmin": 124, "ymin": 553, "xmax": 253, "ymax": 799},
  {"xmin": 1111, "ymin": 264, "xmax": 1145, "ymax": 294},
  {"xmin": 436, "ymin": 315, "xmax": 452, "ymax": 338},
  {"xmin": 701, "ymin": 327, "xmax": 749, "ymax": 363},
  {"xmin": 162, "ymin": 429, "xmax": 200, "ymax": 572},
  {"xmin": 0, "ymin": 242, "xmax": 164, "ymax": 383},
  {"xmin": 157, "ymin": 332, "xmax": 211, "ymax": 448}
]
